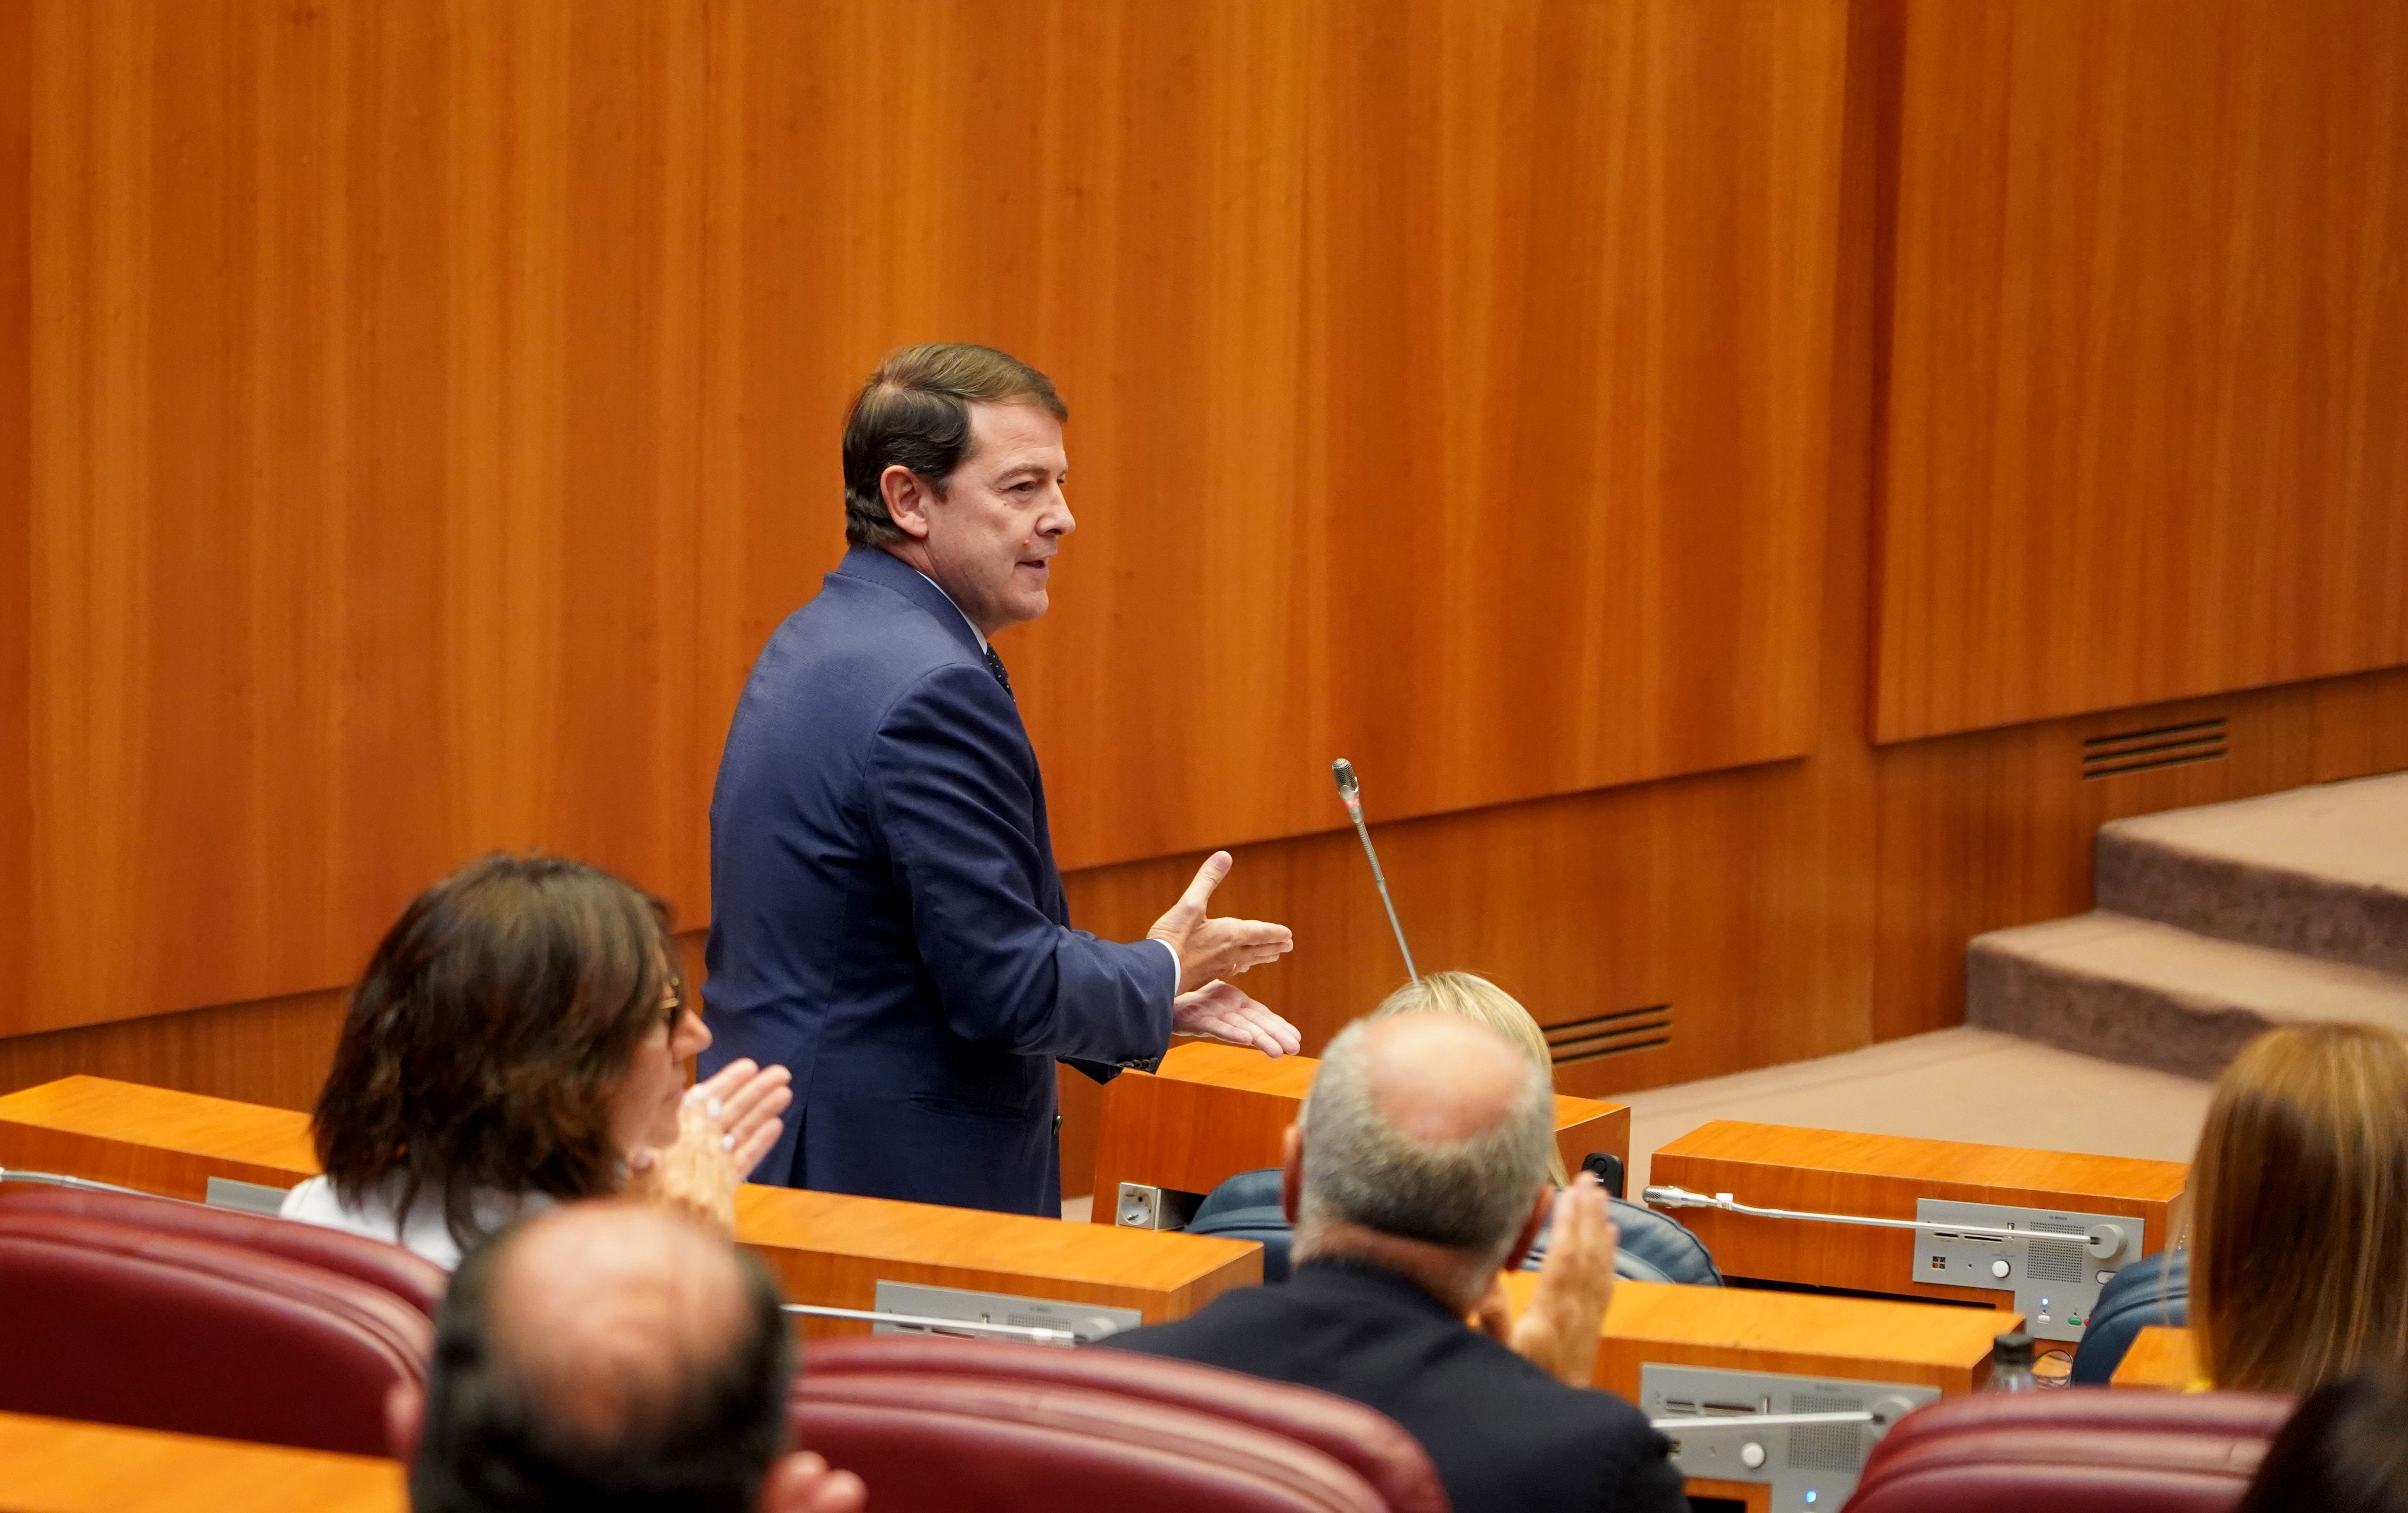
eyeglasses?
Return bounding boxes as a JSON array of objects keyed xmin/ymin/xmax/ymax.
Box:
[{"xmin": 661, "ymin": 973, "xmax": 688, "ymax": 1039}]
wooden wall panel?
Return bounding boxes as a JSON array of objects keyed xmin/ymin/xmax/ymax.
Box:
[
  {"xmin": 23, "ymin": 2, "xmax": 714, "ymax": 1036},
  {"xmin": 697, "ymin": 0, "xmax": 1851, "ymax": 872},
  {"xmin": 11, "ymin": 0, "xmax": 1847, "ymax": 1039},
  {"xmin": 0, "ymin": 0, "xmax": 28, "ymax": 1040},
  {"xmin": 1874, "ymin": 0, "xmax": 2408, "ymax": 742}
]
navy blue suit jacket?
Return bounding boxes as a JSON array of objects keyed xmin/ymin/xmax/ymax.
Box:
[{"xmin": 702, "ymin": 546, "xmax": 1176, "ymax": 1216}]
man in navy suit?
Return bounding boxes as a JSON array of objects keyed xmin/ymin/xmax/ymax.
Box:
[{"xmin": 702, "ymin": 344, "xmax": 1301, "ymax": 1216}]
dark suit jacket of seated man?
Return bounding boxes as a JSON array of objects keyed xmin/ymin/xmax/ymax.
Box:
[
  {"xmin": 703, "ymin": 344, "xmax": 1297, "ymax": 1216},
  {"xmin": 1102, "ymin": 1014, "xmax": 1686, "ymax": 1513}
]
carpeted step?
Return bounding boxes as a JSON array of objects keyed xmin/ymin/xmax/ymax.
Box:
[
  {"xmin": 2095, "ymin": 770, "xmax": 2408, "ymax": 976},
  {"xmin": 1966, "ymin": 910, "xmax": 2408, "ymax": 1080}
]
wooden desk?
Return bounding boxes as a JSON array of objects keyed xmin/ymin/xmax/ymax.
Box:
[
  {"xmin": 1649, "ymin": 1122, "xmax": 2185, "ymax": 1309},
  {"xmin": 0, "ymin": 1411, "xmax": 402, "ymax": 1513},
  {"xmin": 1497, "ymin": 1272, "xmax": 2009, "ymax": 1512},
  {"xmin": 1092, "ymin": 1041, "xmax": 1630, "ymax": 1214},
  {"xmin": 0, "ymin": 1076, "xmax": 1260, "ymax": 1329},
  {"xmin": 2111, "ymin": 1327, "xmax": 2198, "ymax": 1391},
  {"xmin": 1495, "ymin": 1271, "xmax": 2012, "ymax": 1399}
]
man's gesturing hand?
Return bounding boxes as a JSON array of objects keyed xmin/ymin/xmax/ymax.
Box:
[
  {"xmin": 1171, "ymin": 980, "xmax": 1303, "ymax": 1058},
  {"xmin": 1148, "ymin": 850, "xmax": 1293, "ymax": 994}
]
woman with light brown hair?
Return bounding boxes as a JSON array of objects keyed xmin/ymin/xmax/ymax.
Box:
[
  {"xmin": 2188, "ymin": 1021, "xmax": 2408, "ymax": 1392},
  {"xmin": 1374, "ymin": 971, "xmax": 1570, "ymax": 1187}
]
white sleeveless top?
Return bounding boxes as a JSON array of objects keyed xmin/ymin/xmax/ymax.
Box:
[{"xmin": 279, "ymin": 1173, "xmax": 555, "ymax": 1271}]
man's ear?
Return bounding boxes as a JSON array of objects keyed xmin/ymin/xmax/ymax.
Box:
[
  {"xmin": 1500, "ymin": 1186, "xmax": 1554, "ymax": 1274},
  {"xmin": 1280, "ymin": 1124, "xmax": 1303, "ymax": 1226},
  {"xmin": 878, "ymin": 464, "xmax": 938, "ymax": 540},
  {"xmin": 385, "ymin": 1381, "xmax": 423, "ymax": 1465}
]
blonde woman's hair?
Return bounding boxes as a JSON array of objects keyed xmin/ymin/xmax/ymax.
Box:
[
  {"xmin": 1372, "ymin": 971, "xmax": 1568, "ymax": 1187},
  {"xmin": 2189, "ymin": 1022, "xmax": 2408, "ymax": 1392}
]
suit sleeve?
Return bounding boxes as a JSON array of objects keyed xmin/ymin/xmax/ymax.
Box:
[
  {"xmin": 866, "ymin": 662, "xmax": 1176, "ymax": 1064},
  {"xmin": 1598, "ymin": 1421, "xmax": 1689, "ymax": 1513}
]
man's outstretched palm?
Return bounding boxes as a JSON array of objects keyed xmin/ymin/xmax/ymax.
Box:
[{"xmin": 1150, "ymin": 851, "xmax": 1300, "ymax": 1057}]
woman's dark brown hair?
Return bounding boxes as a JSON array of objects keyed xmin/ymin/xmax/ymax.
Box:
[{"xmin": 312, "ymin": 853, "xmax": 677, "ymax": 1250}]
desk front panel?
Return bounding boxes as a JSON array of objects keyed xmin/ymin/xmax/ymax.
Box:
[{"xmin": 1650, "ymin": 1121, "xmax": 2184, "ymax": 1307}]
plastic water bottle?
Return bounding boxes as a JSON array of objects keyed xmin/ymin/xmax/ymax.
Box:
[{"xmin": 1989, "ymin": 1330, "xmax": 2039, "ymax": 1392}]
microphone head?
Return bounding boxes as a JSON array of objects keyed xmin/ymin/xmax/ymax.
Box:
[{"xmin": 1331, "ymin": 758, "xmax": 1359, "ymax": 800}]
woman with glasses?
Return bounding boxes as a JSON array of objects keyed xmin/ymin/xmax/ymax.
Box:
[{"xmin": 281, "ymin": 853, "xmax": 793, "ymax": 1268}]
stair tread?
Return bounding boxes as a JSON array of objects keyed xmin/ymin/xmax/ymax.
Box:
[
  {"xmin": 1973, "ymin": 911, "xmax": 2408, "ymax": 1028},
  {"xmin": 2099, "ymin": 769, "xmax": 2408, "ymax": 895}
]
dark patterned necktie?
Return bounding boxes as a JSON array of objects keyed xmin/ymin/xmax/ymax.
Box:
[{"xmin": 982, "ymin": 644, "xmax": 1014, "ymax": 702}]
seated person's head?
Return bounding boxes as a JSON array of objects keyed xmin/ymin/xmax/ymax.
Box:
[
  {"xmin": 1283, "ymin": 1012, "xmax": 1556, "ymax": 1311},
  {"xmin": 2190, "ymin": 1022, "xmax": 2408, "ymax": 1392},
  {"xmin": 312, "ymin": 853, "xmax": 709, "ymax": 1251},
  {"xmin": 2236, "ymin": 1372, "xmax": 2408, "ymax": 1513},
  {"xmin": 1372, "ymin": 971, "xmax": 1567, "ymax": 1185},
  {"xmin": 394, "ymin": 1201, "xmax": 863, "ymax": 1513}
]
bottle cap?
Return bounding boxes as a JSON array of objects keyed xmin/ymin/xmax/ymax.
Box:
[{"xmin": 1994, "ymin": 1331, "xmax": 2035, "ymax": 1367}]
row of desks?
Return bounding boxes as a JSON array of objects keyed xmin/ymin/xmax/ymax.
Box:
[
  {"xmin": 0, "ymin": 1070, "xmax": 2014, "ymax": 1392},
  {"xmin": 0, "ymin": 1053, "xmax": 2198, "ymax": 1511}
]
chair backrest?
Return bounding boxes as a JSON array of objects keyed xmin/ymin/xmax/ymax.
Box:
[
  {"xmin": 2073, "ymin": 1247, "xmax": 2190, "ymax": 1385},
  {"xmin": 1186, "ymin": 1167, "xmax": 1722, "ymax": 1287},
  {"xmin": 0, "ymin": 1210, "xmax": 432, "ymax": 1455},
  {"xmin": 794, "ymin": 1356, "xmax": 1396, "ymax": 1513},
  {"xmin": 0, "ymin": 1181, "xmax": 446, "ymax": 1317},
  {"xmin": 1526, "ymin": 1197, "xmax": 1724, "ymax": 1286},
  {"xmin": 804, "ymin": 1335, "xmax": 1448, "ymax": 1513},
  {"xmin": 1187, "ymin": 1168, "xmax": 1294, "ymax": 1277},
  {"xmin": 1848, "ymin": 1387, "xmax": 2292, "ymax": 1513}
]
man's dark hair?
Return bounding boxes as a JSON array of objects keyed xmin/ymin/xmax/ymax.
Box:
[
  {"xmin": 841, "ymin": 343, "xmax": 1068, "ymax": 548},
  {"xmin": 409, "ymin": 1217, "xmax": 795, "ymax": 1513},
  {"xmin": 310, "ymin": 853, "xmax": 679, "ymax": 1253},
  {"xmin": 2236, "ymin": 1372, "xmax": 2408, "ymax": 1513}
]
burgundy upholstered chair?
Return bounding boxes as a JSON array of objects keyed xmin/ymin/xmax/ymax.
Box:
[
  {"xmin": 0, "ymin": 1182, "xmax": 446, "ymax": 1317},
  {"xmin": 794, "ymin": 1337, "xmax": 1448, "ymax": 1513},
  {"xmin": 802, "ymin": 1335, "xmax": 1448, "ymax": 1513},
  {"xmin": 1847, "ymin": 1387, "xmax": 2295, "ymax": 1513},
  {"xmin": 0, "ymin": 1211, "xmax": 432, "ymax": 1456}
]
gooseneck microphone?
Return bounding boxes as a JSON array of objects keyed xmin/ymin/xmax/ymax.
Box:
[
  {"xmin": 1331, "ymin": 759, "xmax": 1418, "ymax": 984},
  {"xmin": 1643, "ymin": 1185, "xmax": 2130, "ymax": 1260}
]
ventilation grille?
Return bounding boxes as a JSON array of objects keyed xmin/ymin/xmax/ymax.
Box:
[
  {"xmin": 1545, "ymin": 1004, "xmax": 1673, "ymax": 1065},
  {"xmin": 2028, "ymin": 1222, "xmax": 2086, "ymax": 1284},
  {"xmin": 2082, "ymin": 717, "xmax": 2227, "ymax": 779}
]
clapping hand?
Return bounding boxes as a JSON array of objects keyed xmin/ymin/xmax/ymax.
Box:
[
  {"xmin": 1148, "ymin": 851, "xmax": 1294, "ymax": 994},
  {"xmin": 1475, "ymin": 1173, "xmax": 1618, "ymax": 1387},
  {"xmin": 625, "ymin": 1057, "xmax": 792, "ymax": 1234}
]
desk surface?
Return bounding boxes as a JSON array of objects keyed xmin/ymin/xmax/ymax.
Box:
[
  {"xmin": 0, "ymin": 1412, "xmax": 403, "ymax": 1513},
  {"xmin": 2111, "ymin": 1327, "xmax": 2198, "ymax": 1391},
  {"xmin": 0, "ymin": 1075, "xmax": 1261, "ymax": 1324},
  {"xmin": 1656, "ymin": 1122, "xmax": 2189, "ymax": 1202},
  {"xmin": 1496, "ymin": 1273, "xmax": 2012, "ymax": 1398},
  {"xmin": 1095, "ymin": 1042, "xmax": 1630, "ymax": 1211}
]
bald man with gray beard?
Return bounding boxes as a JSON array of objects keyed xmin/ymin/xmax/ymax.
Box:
[
  {"xmin": 1102, "ymin": 1013, "xmax": 1685, "ymax": 1513},
  {"xmin": 387, "ymin": 1202, "xmax": 865, "ymax": 1513}
]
